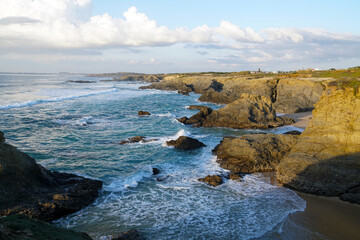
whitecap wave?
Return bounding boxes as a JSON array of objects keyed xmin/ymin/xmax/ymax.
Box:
[{"xmin": 0, "ymin": 88, "xmax": 117, "ymax": 110}]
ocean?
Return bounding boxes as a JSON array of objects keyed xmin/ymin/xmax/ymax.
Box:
[{"xmin": 0, "ymin": 73, "xmax": 311, "ymax": 240}]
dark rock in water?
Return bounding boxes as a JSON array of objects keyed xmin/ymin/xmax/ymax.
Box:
[
  {"xmin": 0, "ymin": 215, "xmax": 92, "ymax": 240},
  {"xmin": 138, "ymin": 111, "xmax": 151, "ymax": 116},
  {"xmin": 213, "ymin": 134, "xmax": 299, "ymax": 173},
  {"xmin": 178, "ymin": 90, "xmax": 190, "ymax": 95},
  {"xmin": 166, "ymin": 136, "xmax": 205, "ymax": 150},
  {"xmin": 128, "ymin": 136, "xmax": 146, "ymax": 143},
  {"xmin": 111, "ymin": 230, "xmax": 145, "ymax": 240},
  {"xmin": 0, "ymin": 132, "xmax": 103, "ymax": 221},
  {"xmin": 283, "ymin": 130, "xmax": 302, "ymax": 135},
  {"xmin": 187, "ymin": 105, "xmax": 211, "ymax": 111},
  {"xmin": 119, "ymin": 136, "xmax": 157, "ymax": 145},
  {"xmin": 0, "ymin": 131, "xmax": 4, "ymax": 144},
  {"xmin": 152, "ymin": 168, "xmax": 160, "ymax": 175},
  {"xmin": 176, "ymin": 116, "xmax": 189, "ymax": 124},
  {"xmin": 66, "ymin": 80, "xmax": 95, "ymax": 83},
  {"xmin": 198, "ymin": 175, "xmax": 223, "ymax": 187}
]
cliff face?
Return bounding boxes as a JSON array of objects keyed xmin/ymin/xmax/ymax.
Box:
[
  {"xmin": 0, "ymin": 132, "xmax": 103, "ymax": 221},
  {"xmin": 213, "ymin": 134, "xmax": 299, "ymax": 173},
  {"xmin": 276, "ymin": 85, "xmax": 360, "ymax": 203},
  {"xmin": 141, "ymin": 75, "xmax": 326, "ymax": 113},
  {"xmin": 200, "ymin": 94, "xmax": 294, "ymax": 129},
  {"xmin": 274, "ymin": 79, "xmax": 325, "ymax": 113}
]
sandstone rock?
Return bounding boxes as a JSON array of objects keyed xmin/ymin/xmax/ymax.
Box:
[
  {"xmin": 276, "ymin": 84, "xmax": 360, "ymax": 204},
  {"xmin": 198, "ymin": 175, "xmax": 223, "ymax": 187},
  {"xmin": 177, "ymin": 107, "xmax": 213, "ymax": 126},
  {"xmin": 229, "ymin": 173, "xmax": 243, "ymax": 181},
  {"xmin": 166, "ymin": 136, "xmax": 206, "ymax": 150},
  {"xmin": 187, "ymin": 105, "xmax": 211, "ymax": 111},
  {"xmin": 0, "ymin": 215, "xmax": 92, "ymax": 240},
  {"xmin": 199, "ymin": 94, "xmax": 294, "ymax": 129},
  {"xmin": 177, "ymin": 90, "xmax": 190, "ymax": 95},
  {"xmin": 0, "ymin": 133, "xmax": 103, "ymax": 221},
  {"xmin": 138, "ymin": 111, "xmax": 151, "ymax": 116},
  {"xmin": 213, "ymin": 134, "xmax": 299, "ymax": 173},
  {"xmin": 274, "ymin": 79, "xmax": 325, "ymax": 113}
]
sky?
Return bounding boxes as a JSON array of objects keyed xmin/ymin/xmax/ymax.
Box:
[{"xmin": 0, "ymin": 0, "xmax": 359, "ymax": 73}]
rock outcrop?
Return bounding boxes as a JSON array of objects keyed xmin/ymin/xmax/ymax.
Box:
[
  {"xmin": 213, "ymin": 134, "xmax": 299, "ymax": 173},
  {"xmin": 177, "ymin": 107, "xmax": 212, "ymax": 125},
  {"xmin": 276, "ymin": 83, "xmax": 360, "ymax": 204},
  {"xmin": 198, "ymin": 175, "xmax": 223, "ymax": 187},
  {"xmin": 0, "ymin": 215, "xmax": 92, "ymax": 240},
  {"xmin": 166, "ymin": 136, "xmax": 205, "ymax": 150},
  {"xmin": 274, "ymin": 79, "xmax": 325, "ymax": 113},
  {"xmin": 185, "ymin": 94, "xmax": 294, "ymax": 129},
  {"xmin": 0, "ymin": 132, "xmax": 103, "ymax": 221}
]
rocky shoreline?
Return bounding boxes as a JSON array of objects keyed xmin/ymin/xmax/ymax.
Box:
[{"xmin": 1, "ymin": 71, "xmax": 359, "ymax": 239}]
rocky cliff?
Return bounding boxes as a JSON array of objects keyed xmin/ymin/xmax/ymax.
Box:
[
  {"xmin": 276, "ymin": 83, "xmax": 360, "ymax": 203},
  {"xmin": 0, "ymin": 132, "xmax": 103, "ymax": 221},
  {"xmin": 140, "ymin": 74, "xmax": 327, "ymax": 113},
  {"xmin": 198, "ymin": 94, "xmax": 294, "ymax": 129},
  {"xmin": 213, "ymin": 134, "xmax": 299, "ymax": 173}
]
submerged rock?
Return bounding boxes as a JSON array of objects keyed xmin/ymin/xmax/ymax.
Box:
[
  {"xmin": 0, "ymin": 132, "xmax": 103, "ymax": 221},
  {"xmin": 152, "ymin": 168, "xmax": 160, "ymax": 175},
  {"xmin": 119, "ymin": 136, "xmax": 158, "ymax": 145},
  {"xmin": 66, "ymin": 80, "xmax": 95, "ymax": 84},
  {"xmin": 0, "ymin": 215, "xmax": 92, "ymax": 240},
  {"xmin": 110, "ymin": 230, "xmax": 145, "ymax": 240},
  {"xmin": 276, "ymin": 84, "xmax": 360, "ymax": 204},
  {"xmin": 198, "ymin": 175, "xmax": 223, "ymax": 187},
  {"xmin": 166, "ymin": 136, "xmax": 205, "ymax": 150},
  {"xmin": 213, "ymin": 134, "xmax": 299, "ymax": 173},
  {"xmin": 138, "ymin": 111, "xmax": 151, "ymax": 116}
]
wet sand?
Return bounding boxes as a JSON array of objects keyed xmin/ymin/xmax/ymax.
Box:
[
  {"xmin": 263, "ymin": 172, "xmax": 360, "ymax": 240},
  {"xmin": 283, "ymin": 111, "xmax": 313, "ymax": 129}
]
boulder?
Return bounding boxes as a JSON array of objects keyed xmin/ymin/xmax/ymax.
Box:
[
  {"xmin": 276, "ymin": 84, "xmax": 360, "ymax": 204},
  {"xmin": 0, "ymin": 215, "xmax": 92, "ymax": 240},
  {"xmin": 0, "ymin": 132, "xmax": 103, "ymax": 221},
  {"xmin": 274, "ymin": 79, "xmax": 325, "ymax": 113},
  {"xmin": 119, "ymin": 136, "xmax": 157, "ymax": 145},
  {"xmin": 138, "ymin": 111, "xmax": 151, "ymax": 116},
  {"xmin": 283, "ymin": 130, "xmax": 302, "ymax": 135},
  {"xmin": 166, "ymin": 136, "xmax": 206, "ymax": 150},
  {"xmin": 213, "ymin": 134, "xmax": 299, "ymax": 173},
  {"xmin": 198, "ymin": 94, "xmax": 294, "ymax": 129},
  {"xmin": 198, "ymin": 175, "xmax": 223, "ymax": 187}
]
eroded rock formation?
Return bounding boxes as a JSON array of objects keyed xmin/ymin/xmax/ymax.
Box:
[{"xmin": 276, "ymin": 84, "xmax": 360, "ymax": 203}]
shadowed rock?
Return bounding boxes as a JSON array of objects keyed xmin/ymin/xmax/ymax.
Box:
[
  {"xmin": 187, "ymin": 105, "xmax": 211, "ymax": 111},
  {"xmin": 198, "ymin": 175, "xmax": 223, "ymax": 187},
  {"xmin": 213, "ymin": 134, "xmax": 299, "ymax": 173},
  {"xmin": 277, "ymin": 84, "xmax": 360, "ymax": 204},
  {"xmin": 177, "ymin": 107, "xmax": 213, "ymax": 125},
  {"xmin": 110, "ymin": 230, "xmax": 145, "ymax": 240},
  {"xmin": 166, "ymin": 136, "xmax": 206, "ymax": 150},
  {"xmin": 0, "ymin": 215, "xmax": 92, "ymax": 240},
  {"xmin": 0, "ymin": 132, "xmax": 103, "ymax": 221},
  {"xmin": 283, "ymin": 130, "xmax": 302, "ymax": 135}
]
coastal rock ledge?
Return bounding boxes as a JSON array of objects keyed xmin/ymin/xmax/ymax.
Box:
[
  {"xmin": 213, "ymin": 134, "xmax": 299, "ymax": 173},
  {"xmin": 0, "ymin": 131, "xmax": 103, "ymax": 221},
  {"xmin": 179, "ymin": 94, "xmax": 294, "ymax": 129},
  {"xmin": 277, "ymin": 84, "xmax": 360, "ymax": 204}
]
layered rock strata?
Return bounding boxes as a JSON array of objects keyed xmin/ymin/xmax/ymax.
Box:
[
  {"xmin": 213, "ymin": 134, "xmax": 299, "ymax": 173},
  {"xmin": 276, "ymin": 84, "xmax": 360, "ymax": 204}
]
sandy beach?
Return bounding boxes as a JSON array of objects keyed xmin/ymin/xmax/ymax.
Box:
[{"xmin": 283, "ymin": 111, "xmax": 313, "ymax": 129}]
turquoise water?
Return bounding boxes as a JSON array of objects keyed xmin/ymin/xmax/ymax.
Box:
[{"xmin": 0, "ymin": 73, "xmax": 308, "ymax": 239}]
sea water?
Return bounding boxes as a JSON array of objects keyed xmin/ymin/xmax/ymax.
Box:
[{"xmin": 0, "ymin": 73, "xmax": 312, "ymax": 240}]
